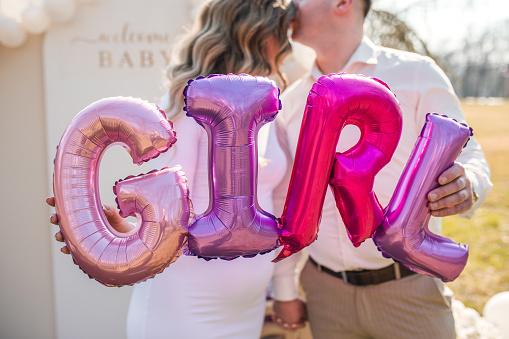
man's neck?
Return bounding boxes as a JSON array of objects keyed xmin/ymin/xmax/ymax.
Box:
[{"xmin": 315, "ymin": 27, "xmax": 363, "ymax": 75}]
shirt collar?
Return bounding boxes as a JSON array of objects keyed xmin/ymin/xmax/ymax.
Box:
[{"xmin": 310, "ymin": 36, "xmax": 379, "ymax": 80}]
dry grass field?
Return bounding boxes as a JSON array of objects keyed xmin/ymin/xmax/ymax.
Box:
[{"xmin": 443, "ymin": 99, "xmax": 509, "ymax": 313}]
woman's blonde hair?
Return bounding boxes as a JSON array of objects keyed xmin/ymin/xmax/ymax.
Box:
[{"xmin": 165, "ymin": 0, "xmax": 295, "ymax": 118}]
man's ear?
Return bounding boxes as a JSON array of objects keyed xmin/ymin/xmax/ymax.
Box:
[{"xmin": 332, "ymin": 0, "xmax": 354, "ymax": 15}]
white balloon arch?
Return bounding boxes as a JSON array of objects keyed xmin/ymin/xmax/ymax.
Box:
[
  {"xmin": 0, "ymin": 0, "xmax": 206, "ymax": 48},
  {"xmin": 0, "ymin": 0, "xmax": 81, "ymax": 48}
]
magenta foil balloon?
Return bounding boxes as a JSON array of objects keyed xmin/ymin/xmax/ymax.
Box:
[
  {"xmin": 53, "ymin": 97, "xmax": 190, "ymax": 286},
  {"xmin": 184, "ymin": 74, "xmax": 281, "ymax": 260},
  {"xmin": 373, "ymin": 113, "xmax": 472, "ymax": 282},
  {"xmin": 274, "ymin": 73, "xmax": 402, "ymax": 262},
  {"xmin": 329, "ymin": 77, "xmax": 402, "ymax": 247}
]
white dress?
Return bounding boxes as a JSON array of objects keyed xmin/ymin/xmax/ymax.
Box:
[{"xmin": 126, "ymin": 110, "xmax": 287, "ymax": 339}]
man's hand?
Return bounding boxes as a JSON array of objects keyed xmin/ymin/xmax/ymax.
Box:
[
  {"xmin": 427, "ymin": 163, "xmax": 475, "ymax": 217},
  {"xmin": 272, "ymin": 299, "xmax": 307, "ymax": 331}
]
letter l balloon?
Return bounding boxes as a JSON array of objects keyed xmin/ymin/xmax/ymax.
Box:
[{"xmin": 373, "ymin": 113, "xmax": 472, "ymax": 282}]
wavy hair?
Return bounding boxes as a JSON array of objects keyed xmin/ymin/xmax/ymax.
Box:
[{"xmin": 165, "ymin": 0, "xmax": 295, "ymax": 118}]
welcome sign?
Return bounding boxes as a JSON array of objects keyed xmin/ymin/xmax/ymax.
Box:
[{"xmin": 68, "ymin": 22, "xmax": 174, "ymax": 71}]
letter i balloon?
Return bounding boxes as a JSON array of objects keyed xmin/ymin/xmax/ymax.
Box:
[{"xmin": 183, "ymin": 74, "xmax": 281, "ymax": 260}]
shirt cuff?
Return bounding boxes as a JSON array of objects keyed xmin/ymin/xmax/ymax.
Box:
[
  {"xmin": 459, "ymin": 169, "xmax": 492, "ymax": 219},
  {"xmin": 270, "ymin": 275, "xmax": 300, "ymax": 301}
]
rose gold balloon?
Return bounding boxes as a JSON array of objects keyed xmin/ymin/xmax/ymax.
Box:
[{"xmin": 53, "ymin": 97, "xmax": 189, "ymax": 286}]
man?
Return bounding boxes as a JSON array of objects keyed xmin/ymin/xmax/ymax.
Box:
[{"xmin": 270, "ymin": 0, "xmax": 493, "ymax": 338}]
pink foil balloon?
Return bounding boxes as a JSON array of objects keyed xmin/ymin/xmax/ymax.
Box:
[
  {"xmin": 274, "ymin": 73, "xmax": 402, "ymax": 262},
  {"xmin": 53, "ymin": 97, "xmax": 190, "ymax": 286},
  {"xmin": 184, "ymin": 74, "xmax": 281, "ymax": 260},
  {"xmin": 373, "ymin": 113, "xmax": 472, "ymax": 282},
  {"xmin": 329, "ymin": 78, "xmax": 402, "ymax": 247}
]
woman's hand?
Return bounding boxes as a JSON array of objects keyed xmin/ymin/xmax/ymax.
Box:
[{"xmin": 46, "ymin": 197, "xmax": 135, "ymax": 254}]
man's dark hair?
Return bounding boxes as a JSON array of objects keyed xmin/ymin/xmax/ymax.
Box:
[{"xmin": 363, "ymin": 0, "xmax": 372, "ymax": 17}]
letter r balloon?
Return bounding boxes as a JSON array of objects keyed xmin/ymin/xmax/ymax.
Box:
[{"xmin": 274, "ymin": 73, "xmax": 403, "ymax": 261}]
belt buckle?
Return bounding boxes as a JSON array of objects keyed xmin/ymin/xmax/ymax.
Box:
[{"xmin": 340, "ymin": 271, "xmax": 350, "ymax": 285}]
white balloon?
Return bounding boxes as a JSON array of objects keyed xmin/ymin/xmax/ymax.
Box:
[
  {"xmin": 0, "ymin": 16, "xmax": 27, "ymax": 48},
  {"xmin": 43, "ymin": 0, "xmax": 76, "ymax": 24},
  {"xmin": 0, "ymin": 0, "xmax": 30, "ymax": 20},
  {"xmin": 21, "ymin": 6, "xmax": 51, "ymax": 34},
  {"xmin": 483, "ymin": 291, "xmax": 509, "ymax": 338}
]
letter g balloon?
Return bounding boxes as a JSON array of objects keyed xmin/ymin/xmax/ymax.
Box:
[{"xmin": 52, "ymin": 97, "xmax": 190, "ymax": 287}]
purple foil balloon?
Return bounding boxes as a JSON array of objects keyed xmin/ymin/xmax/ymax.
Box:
[
  {"xmin": 184, "ymin": 74, "xmax": 281, "ymax": 260},
  {"xmin": 53, "ymin": 97, "xmax": 190, "ymax": 286},
  {"xmin": 274, "ymin": 73, "xmax": 402, "ymax": 262},
  {"xmin": 373, "ymin": 113, "xmax": 472, "ymax": 282}
]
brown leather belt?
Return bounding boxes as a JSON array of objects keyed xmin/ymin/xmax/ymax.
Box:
[{"xmin": 309, "ymin": 256, "xmax": 417, "ymax": 286}]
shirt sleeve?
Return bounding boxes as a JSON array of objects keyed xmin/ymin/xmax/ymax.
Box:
[
  {"xmin": 270, "ymin": 104, "xmax": 303, "ymax": 302},
  {"xmin": 415, "ymin": 57, "xmax": 493, "ymax": 218},
  {"xmin": 271, "ymin": 250, "xmax": 302, "ymax": 301}
]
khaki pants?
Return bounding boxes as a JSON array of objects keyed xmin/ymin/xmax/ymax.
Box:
[{"xmin": 300, "ymin": 260, "xmax": 455, "ymax": 339}]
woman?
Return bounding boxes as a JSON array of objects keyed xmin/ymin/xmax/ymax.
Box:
[{"xmin": 48, "ymin": 0, "xmax": 296, "ymax": 338}]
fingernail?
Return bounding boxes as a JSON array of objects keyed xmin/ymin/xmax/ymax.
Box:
[
  {"xmin": 439, "ymin": 176, "xmax": 447, "ymax": 184},
  {"xmin": 429, "ymin": 193, "xmax": 437, "ymax": 201}
]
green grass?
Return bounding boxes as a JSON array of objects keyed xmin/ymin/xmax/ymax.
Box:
[{"xmin": 442, "ymin": 99, "xmax": 509, "ymax": 313}]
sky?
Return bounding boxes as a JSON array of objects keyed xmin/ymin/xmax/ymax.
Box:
[{"xmin": 372, "ymin": 0, "xmax": 509, "ymax": 51}]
